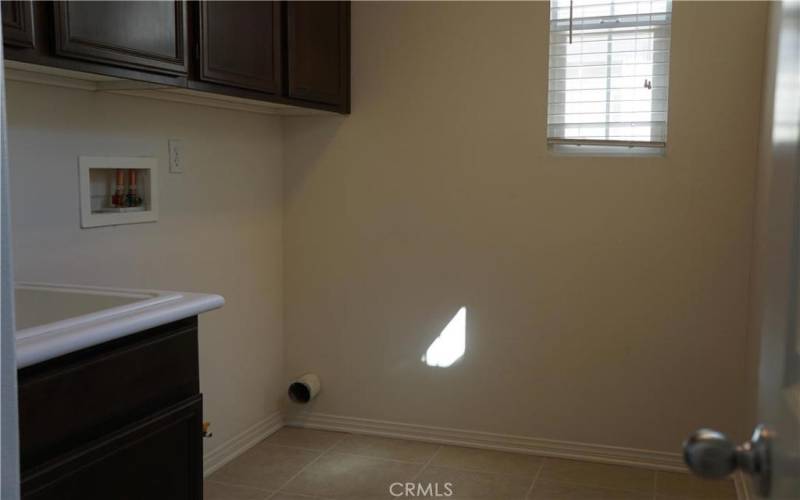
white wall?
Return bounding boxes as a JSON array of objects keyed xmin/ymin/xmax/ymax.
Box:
[
  {"xmin": 283, "ymin": 1, "xmax": 768, "ymax": 453},
  {"xmin": 6, "ymin": 81, "xmax": 284, "ymax": 458}
]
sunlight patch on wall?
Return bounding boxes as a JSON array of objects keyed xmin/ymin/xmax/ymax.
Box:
[{"xmin": 422, "ymin": 307, "xmax": 466, "ymax": 368}]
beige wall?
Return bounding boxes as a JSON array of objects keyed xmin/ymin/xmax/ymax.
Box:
[
  {"xmin": 6, "ymin": 81, "xmax": 284, "ymax": 458},
  {"xmin": 283, "ymin": 1, "xmax": 768, "ymax": 453}
]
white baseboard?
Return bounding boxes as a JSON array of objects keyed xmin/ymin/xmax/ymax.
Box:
[
  {"xmin": 286, "ymin": 411, "xmax": 686, "ymax": 472},
  {"xmin": 203, "ymin": 410, "xmax": 283, "ymax": 477}
]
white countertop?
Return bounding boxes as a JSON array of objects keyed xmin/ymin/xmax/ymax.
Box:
[{"xmin": 15, "ymin": 283, "xmax": 224, "ymax": 368}]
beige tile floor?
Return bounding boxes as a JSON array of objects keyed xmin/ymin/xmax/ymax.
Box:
[{"xmin": 206, "ymin": 427, "xmax": 738, "ymax": 500}]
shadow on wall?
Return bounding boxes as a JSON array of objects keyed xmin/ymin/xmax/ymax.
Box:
[{"xmin": 283, "ymin": 117, "xmax": 347, "ymax": 202}]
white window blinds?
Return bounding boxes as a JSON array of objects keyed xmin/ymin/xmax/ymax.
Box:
[{"xmin": 547, "ymin": 0, "xmax": 672, "ymax": 147}]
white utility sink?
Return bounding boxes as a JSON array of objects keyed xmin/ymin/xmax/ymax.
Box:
[{"xmin": 14, "ymin": 283, "xmax": 224, "ymax": 368}]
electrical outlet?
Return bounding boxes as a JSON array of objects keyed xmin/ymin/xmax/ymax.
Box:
[{"xmin": 168, "ymin": 139, "xmax": 184, "ymax": 173}]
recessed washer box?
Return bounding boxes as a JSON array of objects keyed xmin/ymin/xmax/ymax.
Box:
[{"xmin": 78, "ymin": 156, "xmax": 159, "ymax": 228}]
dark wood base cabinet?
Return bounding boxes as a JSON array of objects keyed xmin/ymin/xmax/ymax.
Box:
[{"xmin": 18, "ymin": 317, "xmax": 203, "ymax": 500}]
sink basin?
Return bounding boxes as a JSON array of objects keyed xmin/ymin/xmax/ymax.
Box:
[{"xmin": 15, "ymin": 284, "xmax": 172, "ymax": 331}]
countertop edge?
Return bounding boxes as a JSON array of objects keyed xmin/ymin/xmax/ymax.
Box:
[{"xmin": 16, "ymin": 293, "xmax": 224, "ymax": 368}]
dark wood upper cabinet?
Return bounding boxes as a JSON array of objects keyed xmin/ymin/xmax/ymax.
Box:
[
  {"xmin": 2, "ymin": 0, "xmax": 35, "ymax": 48},
  {"xmin": 286, "ymin": 1, "xmax": 350, "ymax": 111},
  {"xmin": 198, "ymin": 1, "xmax": 281, "ymax": 94},
  {"xmin": 53, "ymin": 1, "xmax": 188, "ymax": 76},
  {"xmin": 3, "ymin": 0, "xmax": 350, "ymax": 114}
]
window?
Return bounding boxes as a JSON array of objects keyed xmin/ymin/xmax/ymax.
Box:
[{"xmin": 547, "ymin": 0, "xmax": 672, "ymax": 150}]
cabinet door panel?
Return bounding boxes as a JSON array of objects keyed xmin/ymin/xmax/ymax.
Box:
[
  {"xmin": 54, "ymin": 1, "xmax": 187, "ymax": 75},
  {"xmin": 2, "ymin": 0, "xmax": 35, "ymax": 48},
  {"xmin": 18, "ymin": 318, "xmax": 199, "ymax": 469},
  {"xmin": 199, "ymin": 1, "xmax": 281, "ymax": 93},
  {"xmin": 286, "ymin": 1, "xmax": 349, "ymax": 109},
  {"xmin": 23, "ymin": 396, "xmax": 203, "ymax": 500}
]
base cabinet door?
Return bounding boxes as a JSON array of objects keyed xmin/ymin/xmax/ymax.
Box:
[
  {"xmin": 53, "ymin": 1, "xmax": 188, "ymax": 75},
  {"xmin": 22, "ymin": 396, "xmax": 203, "ymax": 500}
]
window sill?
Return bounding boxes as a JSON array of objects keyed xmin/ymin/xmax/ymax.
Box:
[{"xmin": 548, "ymin": 142, "xmax": 666, "ymax": 157}]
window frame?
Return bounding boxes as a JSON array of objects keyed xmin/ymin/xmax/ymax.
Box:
[{"xmin": 546, "ymin": 0, "xmax": 672, "ymax": 154}]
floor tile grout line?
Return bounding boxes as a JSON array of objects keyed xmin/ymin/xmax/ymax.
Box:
[
  {"xmin": 524, "ymin": 459, "xmax": 545, "ymax": 499},
  {"xmin": 272, "ymin": 442, "xmax": 553, "ymax": 485},
  {"xmin": 273, "ymin": 493, "xmax": 317, "ymax": 500},
  {"xmin": 653, "ymin": 470, "xmax": 658, "ymax": 500},
  {"xmin": 204, "ymin": 477, "xmax": 274, "ymax": 492},
  {"xmin": 273, "ymin": 431, "xmax": 627, "ymax": 474},
  {"xmin": 325, "ymin": 450, "xmax": 442, "ymax": 466},
  {"xmin": 272, "ymin": 433, "xmax": 446, "ymax": 466},
  {"xmin": 422, "ymin": 462, "xmax": 543, "ymax": 479},
  {"xmin": 218, "ymin": 430, "xmax": 682, "ymax": 499},
  {"xmin": 268, "ymin": 438, "xmax": 563, "ymax": 472},
  {"xmin": 260, "ymin": 442, "xmax": 340, "ymax": 453},
  {"xmin": 267, "ymin": 454, "xmax": 325, "ymax": 500},
  {"xmin": 520, "ymin": 469, "xmax": 663, "ymax": 498},
  {"xmin": 268, "ymin": 433, "xmax": 347, "ymax": 499},
  {"xmin": 267, "ymin": 450, "xmax": 330, "ymax": 499},
  {"xmin": 408, "ymin": 445, "xmax": 442, "ymax": 482},
  {"xmin": 324, "ymin": 433, "xmax": 348, "ymax": 452},
  {"xmin": 529, "ymin": 479, "xmax": 659, "ymax": 497}
]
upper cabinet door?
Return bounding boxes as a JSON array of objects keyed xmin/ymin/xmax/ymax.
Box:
[
  {"xmin": 54, "ymin": 1, "xmax": 188, "ymax": 75},
  {"xmin": 2, "ymin": 1, "xmax": 35, "ymax": 48},
  {"xmin": 198, "ymin": 1, "xmax": 281, "ymax": 94},
  {"xmin": 286, "ymin": 1, "xmax": 350, "ymax": 111}
]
